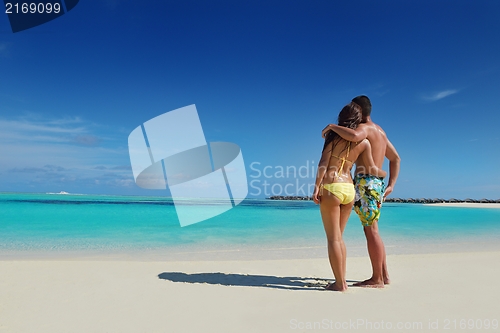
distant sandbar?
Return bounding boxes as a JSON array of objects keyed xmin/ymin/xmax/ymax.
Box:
[{"xmin": 425, "ymin": 203, "xmax": 500, "ymax": 208}]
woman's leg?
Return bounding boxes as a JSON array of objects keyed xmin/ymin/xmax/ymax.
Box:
[
  {"xmin": 320, "ymin": 192, "xmax": 346, "ymax": 291},
  {"xmin": 339, "ymin": 200, "xmax": 354, "ymax": 289}
]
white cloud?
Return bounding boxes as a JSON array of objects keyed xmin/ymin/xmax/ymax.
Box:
[
  {"xmin": 0, "ymin": 116, "xmax": 85, "ymax": 133},
  {"xmin": 423, "ymin": 89, "xmax": 459, "ymax": 101},
  {"xmin": 0, "ymin": 115, "xmax": 132, "ymax": 190},
  {"xmin": 0, "ymin": 116, "xmax": 114, "ymax": 147}
]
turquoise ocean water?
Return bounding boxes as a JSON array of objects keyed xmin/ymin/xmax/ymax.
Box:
[{"xmin": 1, "ymin": 193, "xmax": 500, "ymax": 260}]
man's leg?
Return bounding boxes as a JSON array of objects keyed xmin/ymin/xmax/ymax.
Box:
[
  {"xmin": 355, "ymin": 220, "xmax": 389, "ymax": 287},
  {"xmin": 352, "ymin": 175, "xmax": 388, "ymax": 287}
]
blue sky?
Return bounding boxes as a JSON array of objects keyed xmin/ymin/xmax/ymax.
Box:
[{"xmin": 1, "ymin": 0, "xmax": 499, "ymax": 199}]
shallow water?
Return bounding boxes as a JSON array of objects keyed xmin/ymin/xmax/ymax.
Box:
[{"xmin": 1, "ymin": 193, "xmax": 499, "ymax": 259}]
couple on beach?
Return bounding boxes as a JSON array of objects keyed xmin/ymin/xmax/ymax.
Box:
[{"xmin": 312, "ymin": 95, "xmax": 401, "ymax": 292}]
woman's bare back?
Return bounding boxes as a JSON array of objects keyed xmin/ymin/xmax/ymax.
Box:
[{"xmin": 321, "ymin": 138, "xmax": 369, "ymax": 184}]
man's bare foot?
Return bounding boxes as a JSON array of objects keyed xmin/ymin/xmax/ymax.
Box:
[
  {"xmin": 384, "ymin": 277, "xmax": 390, "ymax": 285},
  {"xmin": 352, "ymin": 278, "xmax": 384, "ymax": 288},
  {"xmin": 325, "ymin": 283, "xmax": 347, "ymax": 292}
]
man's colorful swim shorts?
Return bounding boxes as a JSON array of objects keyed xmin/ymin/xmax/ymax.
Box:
[{"xmin": 353, "ymin": 174, "xmax": 386, "ymax": 227}]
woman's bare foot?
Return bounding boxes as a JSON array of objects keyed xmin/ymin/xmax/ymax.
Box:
[
  {"xmin": 383, "ymin": 270, "xmax": 390, "ymax": 284},
  {"xmin": 325, "ymin": 282, "xmax": 347, "ymax": 292},
  {"xmin": 352, "ymin": 278, "xmax": 384, "ymax": 288}
]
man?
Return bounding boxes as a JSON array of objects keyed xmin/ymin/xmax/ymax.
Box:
[{"xmin": 322, "ymin": 95, "xmax": 400, "ymax": 288}]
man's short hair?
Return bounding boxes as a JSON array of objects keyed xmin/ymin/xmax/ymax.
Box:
[{"xmin": 352, "ymin": 95, "xmax": 372, "ymax": 117}]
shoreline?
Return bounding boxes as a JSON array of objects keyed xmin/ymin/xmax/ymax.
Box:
[
  {"xmin": 267, "ymin": 195, "xmax": 500, "ymax": 204},
  {"xmin": 424, "ymin": 202, "xmax": 500, "ymax": 208},
  {"xmin": 2, "ymin": 236, "xmax": 500, "ymax": 262}
]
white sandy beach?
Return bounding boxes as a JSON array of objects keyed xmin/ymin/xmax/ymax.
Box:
[
  {"xmin": 425, "ymin": 203, "xmax": 500, "ymax": 208},
  {"xmin": 1, "ymin": 251, "xmax": 499, "ymax": 333}
]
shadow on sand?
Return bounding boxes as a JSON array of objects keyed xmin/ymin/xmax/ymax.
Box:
[{"xmin": 158, "ymin": 272, "xmax": 359, "ymax": 291}]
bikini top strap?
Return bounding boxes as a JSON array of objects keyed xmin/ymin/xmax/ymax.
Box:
[{"xmin": 337, "ymin": 141, "xmax": 351, "ymax": 176}]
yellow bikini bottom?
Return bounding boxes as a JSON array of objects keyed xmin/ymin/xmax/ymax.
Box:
[{"xmin": 322, "ymin": 182, "xmax": 355, "ymax": 205}]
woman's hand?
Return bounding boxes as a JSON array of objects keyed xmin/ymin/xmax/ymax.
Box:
[{"xmin": 313, "ymin": 187, "xmax": 321, "ymax": 204}]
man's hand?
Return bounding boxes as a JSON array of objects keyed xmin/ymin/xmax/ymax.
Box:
[
  {"xmin": 322, "ymin": 124, "xmax": 334, "ymax": 138},
  {"xmin": 384, "ymin": 139, "xmax": 400, "ymax": 202},
  {"xmin": 383, "ymin": 185, "xmax": 394, "ymax": 201}
]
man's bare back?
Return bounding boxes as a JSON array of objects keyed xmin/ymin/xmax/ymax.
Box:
[{"xmin": 354, "ymin": 121, "xmax": 387, "ymax": 175}]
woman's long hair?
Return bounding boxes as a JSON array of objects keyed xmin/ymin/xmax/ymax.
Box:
[{"xmin": 323, "ymin": 102, "xmax": 362, "ymax": 154}]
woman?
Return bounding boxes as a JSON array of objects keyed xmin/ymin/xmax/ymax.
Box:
[{"xmin": 313, "ymin": 102, "xmax": 386, "ymax": 291}]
